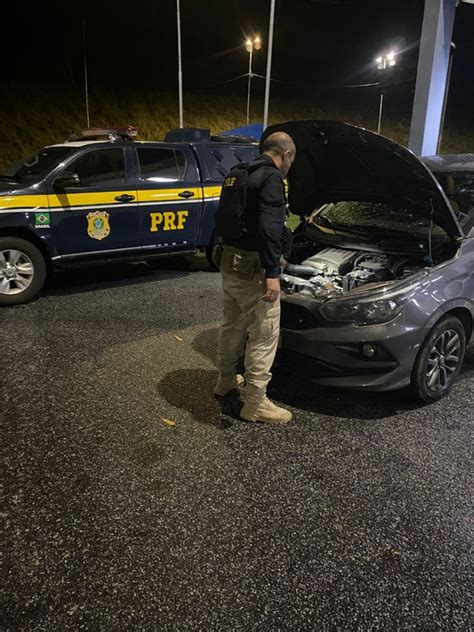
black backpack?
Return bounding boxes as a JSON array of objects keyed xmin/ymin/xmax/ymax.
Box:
[{"xmin": 214, "ymin": 162, "xmax": 251, "ymax": 240}]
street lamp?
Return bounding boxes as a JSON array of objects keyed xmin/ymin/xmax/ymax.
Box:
[
  {"xmin": 245, "ymin": 35, "xmax": 262, "ymax": 126},
  {"xmin": 375, "ymin": 50, "xmax": 397, "ymax": 134}
]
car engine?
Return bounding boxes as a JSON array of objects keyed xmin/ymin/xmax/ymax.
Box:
[{"xmin": 282, "ymin": 247, "xmax": 420, "ymax": 297}]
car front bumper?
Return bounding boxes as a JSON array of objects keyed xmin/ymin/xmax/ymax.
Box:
[{"xmin": 277, "ymin": 295, "xmax": 429, "ymax": 391}]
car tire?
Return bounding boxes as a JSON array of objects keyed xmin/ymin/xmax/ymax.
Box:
[
  {"xmin": 410, "ymin": 315, "xmax": 466, "ymax": 403},
  {"xmin": 205, "ymin": 231, "xmax": 219, "ymax": 271},
  {"xmin": 0, "ymin": 237, "xmax": 47, "ymax": 306}
]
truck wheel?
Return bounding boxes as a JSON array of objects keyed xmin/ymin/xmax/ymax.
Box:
[
  {"xmin": 205, "ymin": 231, "xmax": 219, "ymax": 271},
  {"xmin": 0, "ymin": 238, "xmax": 47, "ymax": 306},
  {"xmin": 410, "ymin": 315, "xmax": 466, "ymax": 403}
]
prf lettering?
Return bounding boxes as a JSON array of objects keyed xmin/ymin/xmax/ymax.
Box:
[
  {"xmin": 150, "ymin": 211, "xmax": 189, "ymax": 232},
  {"xmin": 224, "ymin": 176, "xmax": 236, "ymax": 188}
]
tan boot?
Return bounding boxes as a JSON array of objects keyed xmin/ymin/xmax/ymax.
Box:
[
  {"xmin": 214, "ymin": 373, "xmax": 245, "ymax": 397},
  {"xmin": 240, "ymin": 397, "xmax": 293, "ymax": 424}
]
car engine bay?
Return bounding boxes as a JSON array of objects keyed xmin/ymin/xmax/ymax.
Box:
[{"xmin": 281, "ymin": 246, "xmax": 428, "ymax": 298}]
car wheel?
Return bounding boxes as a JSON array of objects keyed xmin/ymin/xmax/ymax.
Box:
[
  {"xmin": 0, "ymin": 238, "xmax": 47, "ymax": 306},
  {"xmin": 411, "ymin": 315, "xmax": 466, "ymax": 403},
  {"xmin": 205, "ymin": 231, "xmax": 219, "ymax": 271}
]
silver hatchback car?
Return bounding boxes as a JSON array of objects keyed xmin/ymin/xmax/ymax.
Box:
[{"xmin": 264, "ymin": 121, "xmax": 473, "ymax": 402}]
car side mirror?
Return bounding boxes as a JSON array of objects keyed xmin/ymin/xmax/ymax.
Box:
[{"xmin": 54, "ymin": 171, "xmax": 80, "ymax": 189}]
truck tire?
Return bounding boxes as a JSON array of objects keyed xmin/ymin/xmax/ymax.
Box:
[
  {"xmin": 410, "ymin": 315, "xmax": 466, "ymax": 403},
  {"xmin": 0, "ymin": 237, "xmax": 47, "ymax": 306}
]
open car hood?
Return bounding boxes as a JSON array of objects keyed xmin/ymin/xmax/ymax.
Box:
[{"xmin": 261, "ymin": 120, "xmax": 464, "ymax": 239}]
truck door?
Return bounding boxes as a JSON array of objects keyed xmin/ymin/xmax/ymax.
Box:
[
  {"xmin": 49, "ymin": 146, "xmax": 140, "ymax": 256},
  {"xmin": 134, "ymin": 145, "xmax": 203, "ymax": 253}
]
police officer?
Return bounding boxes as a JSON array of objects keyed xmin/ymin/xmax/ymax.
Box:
[{"xmin": 214, "ymin": 132, "xmax": 296, "ymax": 424}]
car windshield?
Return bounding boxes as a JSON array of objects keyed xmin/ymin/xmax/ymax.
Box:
[
  {"xmin": 2, "ymin": 147, "xmax": 76, "ymax": 183},
  {"xmin": 311, "ymin": 201, "xmax": 447, "ymax": 240},
  {"xmin": 431, "ymin": 170, "xmax": 474, "ymax": 229}
]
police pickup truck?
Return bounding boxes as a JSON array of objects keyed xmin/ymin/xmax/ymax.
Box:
[{"xmin": 0, "ymin": 126, "xmax": 258, "ymax": 305}]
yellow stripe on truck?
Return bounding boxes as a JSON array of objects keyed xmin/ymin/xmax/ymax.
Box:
[
  {"xmin": 0, "ymin": 194, "xmax": 49, "ymax": 210},
  {"xmin": 137, "ymin": 187, "xmax": 203, "ymax": 203},
  {"xmin": 48, "ymin": 191, "xmax": 137, "ymax": 208},
  {"xmin": 0, "ymin": 185, "xmax": 222, "ymax": 212},
  {"xmin": 203, "ymin": 186, "xmax": 222, "ymax": 198}
]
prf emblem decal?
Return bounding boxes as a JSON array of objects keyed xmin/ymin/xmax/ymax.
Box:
[{"xmin": 86, "ymin": 211, "xmax": 110, "ymax": 240}]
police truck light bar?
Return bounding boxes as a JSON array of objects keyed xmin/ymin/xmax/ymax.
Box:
[{"xmin": 66, "ymin": 126, "xmax": 138, "ymax": 142}]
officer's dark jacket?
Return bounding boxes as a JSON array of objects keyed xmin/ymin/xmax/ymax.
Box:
[{"xmin": 223, "ymin": 154, "xmax": 287, "ymax": 278}]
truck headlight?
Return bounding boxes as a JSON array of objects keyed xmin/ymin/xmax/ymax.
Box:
[{"xmin": 319, "ymin": 275, "xmax": 428, "ymax": 326}]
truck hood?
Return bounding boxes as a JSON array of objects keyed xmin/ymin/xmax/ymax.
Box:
[
  {"xmin": 261, "ymin": 120, "xmax": 464, "ymax": 239},
  {"xmin": 0, "ymin": 182, "xmax": 23, "ymax": 195}
]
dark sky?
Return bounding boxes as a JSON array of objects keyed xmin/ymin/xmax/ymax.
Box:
[{"xmin": 2, "ymin": 0, "xmax": 474, "ymax": 118}]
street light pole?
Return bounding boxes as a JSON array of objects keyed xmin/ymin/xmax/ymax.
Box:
[
  {"xmin": 246, "ymin": 42, "xmax": 253, "ymax": 126},
  {"xmin": 176, "ymin": 0, "xmax": 184, "ymax": 128},
  {"xmin": 377, "ymin": 91, "xmax": 384, "ymax": 135},
  {"xmin": 245, "ymin": 36, "xmax": 261, "ymax": 127},
  {"xmin": 83, "ymin": 18, "xmax": 90, "ymax": 128},
  {"xmin": 375, "ymin": 52, "xmax": 396, "ymax": 135}
]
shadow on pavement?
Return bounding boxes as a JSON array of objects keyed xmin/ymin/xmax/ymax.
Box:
[
  {"xmin": 156, "ymin": 367, "xmax": 240, "ymax": 428},
  {"xmin": 43, "ymin": 253, "xmax": 216, "ymax": 298},
  {"xmin": 269, "ymin": 371, "xmax": 422, "ymax": 421}
]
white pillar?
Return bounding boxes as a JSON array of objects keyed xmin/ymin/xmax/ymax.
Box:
[
  {"xmin": 263, "ymin": 0, "xmax": 276, "ymax": 130},
  {"xmin": 408, "ymin": 0, "xmax": 457, "ymax": 156}
]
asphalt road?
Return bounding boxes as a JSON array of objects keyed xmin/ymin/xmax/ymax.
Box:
[{"xmin": 2, "ymin": 255, "xmax": 473, "ymax": 631}]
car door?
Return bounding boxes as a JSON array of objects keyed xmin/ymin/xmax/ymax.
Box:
[
  {"xmin": 48, "ymin": 146, "xmax": 140, "ymax": 256},
  {"xmin": 134, "ymin": 145, "xmax": 203, "ymax": 253}
]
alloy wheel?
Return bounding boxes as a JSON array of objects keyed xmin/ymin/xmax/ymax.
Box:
[
  {"xmin": 0, "ymin": 249, "xmax": 35, "ymax": 295},
  {"xmin": 425, "ymin": 329, "xmax": 461, "ymax": 393}
]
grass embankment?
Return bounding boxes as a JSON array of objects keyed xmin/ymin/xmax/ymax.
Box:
[{"xmin": 0, "ymin": 87, "xmax": 472, "ymax": 172}]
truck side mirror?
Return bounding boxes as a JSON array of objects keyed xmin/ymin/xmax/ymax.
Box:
[{"xmin": 54, "ymin": 171, "xmax": 80, "ymax": 189}]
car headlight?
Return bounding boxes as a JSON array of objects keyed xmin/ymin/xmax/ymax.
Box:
[{"xmin": 319, "ymin": 275, "xmax": 428, "ymax": 326}]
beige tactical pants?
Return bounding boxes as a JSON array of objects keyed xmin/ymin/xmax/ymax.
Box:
[{"xmin": 215, "ymin": 246, "xmax": 280, "ymax": 406}]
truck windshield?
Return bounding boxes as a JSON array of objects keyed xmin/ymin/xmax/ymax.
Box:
[{"xmin": 2, "ymin": 147, "xmax": 76, "ymax": 184}]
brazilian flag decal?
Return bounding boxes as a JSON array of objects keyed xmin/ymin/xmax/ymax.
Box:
[{"xmin": 35, "ymin": 212, "xmax": 51, "ymax": 228}]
